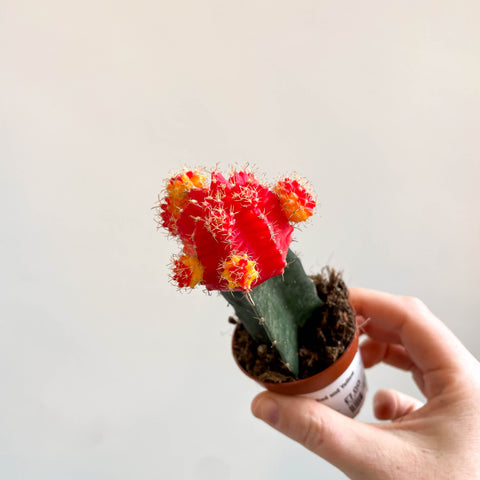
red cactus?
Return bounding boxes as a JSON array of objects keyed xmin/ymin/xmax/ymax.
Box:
[{"xmin": 157, "ymin": 168, "xmax": 316, "ymax": 291}]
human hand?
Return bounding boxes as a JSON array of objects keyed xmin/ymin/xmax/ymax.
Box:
[{"xmin": 251, "ymin": 288, "xmax": 480, "ymax": 479}]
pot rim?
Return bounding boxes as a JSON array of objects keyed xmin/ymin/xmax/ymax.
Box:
[{"xmin": 232, "ymin": 327, "xmax": 359, "ymax": 395}]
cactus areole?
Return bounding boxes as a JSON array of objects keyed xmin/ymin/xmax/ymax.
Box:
[{"xmin": 156, "ymin": 168, "xmax": 321, "ymax": 378}]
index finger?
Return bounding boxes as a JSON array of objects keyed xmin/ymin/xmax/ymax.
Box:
[{"xmin": 349, "ymin": 288, "xmax": 468, "ymax": 375}]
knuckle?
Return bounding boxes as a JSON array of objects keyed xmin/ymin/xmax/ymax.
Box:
[
  {"xmin": 299, "ymin": 411, "xmax": 324, "ymax": 452},
  {"xmin": 402, "ymin": 295, "xmax": 426, "ymax": 312}
]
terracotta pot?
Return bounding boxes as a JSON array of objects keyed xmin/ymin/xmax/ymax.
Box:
[{"xmin": 233, "ymin": 328, "xmax": 367, "ymax": 417}]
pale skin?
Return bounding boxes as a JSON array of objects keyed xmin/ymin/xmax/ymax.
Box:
[{"xmin": 251, "ymin": 288, "xmax": 480, "ymax": 479}]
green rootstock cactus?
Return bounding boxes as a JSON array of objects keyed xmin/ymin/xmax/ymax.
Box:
[
  {"xmin": 156, "ymin": 167, "xmax": 321, "ymax": 378},
  {"xmin": 222, "ymin": 250, "xmax": 322, "ymax": 376}
]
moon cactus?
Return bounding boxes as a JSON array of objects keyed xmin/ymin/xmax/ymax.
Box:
[{"xmin": 156, "ymin": 167, "xmax": 321, "ymax": 377}]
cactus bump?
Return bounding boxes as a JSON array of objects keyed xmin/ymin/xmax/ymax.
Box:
[{"xmin": 156, "ymin": 168, "xmax": 322, "ymax": 378}]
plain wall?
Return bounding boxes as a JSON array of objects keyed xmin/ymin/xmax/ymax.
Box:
[{"xmin": 1, "ymin": 1, "xmax": 479, "ymax": 478}]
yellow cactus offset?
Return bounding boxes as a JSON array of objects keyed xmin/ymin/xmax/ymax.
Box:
[
  {"xmin": 274, "ymin": 177, "xmax": 316, "ymax": 223},
  {"xmin": 221, "ymin": 254, "xmax": 259, "ymax": 291},
  {"xmin": 166, "ymin": 169, "xmax": 206, "ymax": 206},
  {"xmin": 172, "ymin": 254, "xmax": 204, "ymax": 289},
  {"xmin": 161, "ymin": 169, "xmax": 206, "ymax": 235}
]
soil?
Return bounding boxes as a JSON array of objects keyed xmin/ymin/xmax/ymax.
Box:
[{"xmin": 231, "ymin": 268, "xmax": 356, "ymax": 383}]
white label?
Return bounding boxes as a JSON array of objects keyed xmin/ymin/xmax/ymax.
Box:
[{"xmin": 302, "ymin": 349, "xmax": 367, "ymax": 417}]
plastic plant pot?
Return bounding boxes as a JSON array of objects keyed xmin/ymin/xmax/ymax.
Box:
[{"xmin": 232, "ymin": 328, "xmax": 367, "ymax": 418}]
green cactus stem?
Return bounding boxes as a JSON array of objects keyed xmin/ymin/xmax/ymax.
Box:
[{"xmin": 221, "ymin": 249, "xmax": 322, "ymax": 378}]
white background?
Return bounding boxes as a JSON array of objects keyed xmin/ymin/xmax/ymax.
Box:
[{"xmin": 1, "ymin": 1, "xmax": 479, "ymax": 479}]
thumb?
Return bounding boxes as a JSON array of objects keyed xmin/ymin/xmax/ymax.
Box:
[
  {"xmin": 251, "ymin": 392, "xmax": 401, "ymax": 478},
  {"xmin": 373, "ymin": 389, "xmax": 424, "ymax": 421}
]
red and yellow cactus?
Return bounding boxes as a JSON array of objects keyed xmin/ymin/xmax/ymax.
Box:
[
  {"xmin": 157, "ymin": 168, "xmax": 316, "ymax": 292},
  {"xmin": 156, "ymin": 167, "xmax": 323, "ymax": 377}
]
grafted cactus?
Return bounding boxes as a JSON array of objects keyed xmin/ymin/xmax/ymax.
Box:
[{"xmin": 156, "ymin": 167, "xmax": 321, "ymax": 377}]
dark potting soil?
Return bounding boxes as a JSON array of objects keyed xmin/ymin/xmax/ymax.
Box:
[{"xmin": 231, "ymin": 268, "xmax": 356, "ymax": 383}]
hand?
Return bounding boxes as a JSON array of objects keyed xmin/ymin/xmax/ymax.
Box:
[{"xmin": 251, "ymin": 288, "xmax": 480, "ymax": 479}]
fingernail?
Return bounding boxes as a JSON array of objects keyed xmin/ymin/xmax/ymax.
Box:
[{"xmin": 252, "ymin": 397, "xmax": 279, "ymax": 426}]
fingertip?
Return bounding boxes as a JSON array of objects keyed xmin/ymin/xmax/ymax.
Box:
[
  {"xmin": 251, "ymin": 393, "xmax": 279, "ymax": 426},
  {"xmin": 359, "ymin": 338, "xmax": 383, "ymax": 368},
  {"xmin": 373, "ymin": 388, "xmax": 423, "ymax": 421},
  {"xmin": 348, "ymin": 287, "xmax": 373, "ymax": 312},
  {"xmin": 373, "ymin": 389, "xmax": 394, "ymax": 420}
]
